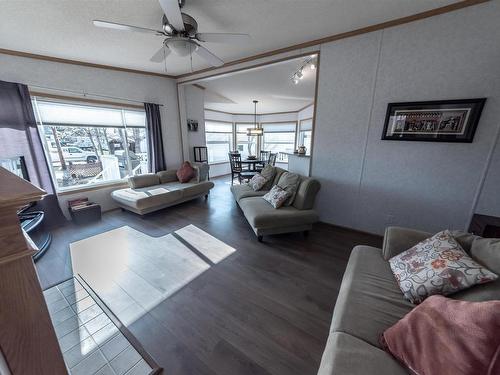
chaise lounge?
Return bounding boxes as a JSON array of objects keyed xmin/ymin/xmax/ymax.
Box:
[{"xmin": 111, "ymin": 163, "xmax": 214, "ymax": 215}]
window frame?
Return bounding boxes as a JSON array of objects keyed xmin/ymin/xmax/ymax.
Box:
[
  {"xmin": 298, "ymin": 118, "xmax": 313, "ymax": 155},
  {"xmin": 261, "ymin": 121, "xmax": 298, "ymax": 163},
  {"xmin": 32, "ymin": 97, "xmax": 149, "ymax": 193},
  {"xmin": 204, "ymin": 120, "xmax": 234, "ymax": 164}
]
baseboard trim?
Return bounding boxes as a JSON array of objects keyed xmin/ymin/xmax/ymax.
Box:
[{"xmin": 317, "ymin": 221, "xmax": 383, "ymax": 239}]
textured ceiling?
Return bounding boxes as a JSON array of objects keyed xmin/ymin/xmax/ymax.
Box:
[
  {"xmin": 201, "ymin": 55, "xmax": 317, "ymax": 113},
  {"xmin": 0, "ymin": 0, "xmax": 459, "ymax": 75}
]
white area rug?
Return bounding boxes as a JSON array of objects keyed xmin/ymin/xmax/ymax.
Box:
[{"xmin": 70, "ymin": 224, "xmax": 236, "ymax": 327}]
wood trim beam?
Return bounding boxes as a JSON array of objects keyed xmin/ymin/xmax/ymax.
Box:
[
  {"xmin": 176, "ymin": 0, "xmax": 488, "ymax": 79},
  {"xmin": 179, "ymin": 50, "xmax": 319, "ymax": 84},
  {"xmin": 0, "ymin": 48, "xmax": 175, "ymax": 79},
  {"xmin": 204, "ymin": 108, "xmax": 315, "ymax": 117},
  {"xmin": 29, "ymin": 91, "xmax": 145, "ymax": 110}
]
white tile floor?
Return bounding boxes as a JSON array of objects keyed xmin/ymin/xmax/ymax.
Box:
[{"xmin": 43, "ymin": 278, "xmax": 153, "ymax": 375}]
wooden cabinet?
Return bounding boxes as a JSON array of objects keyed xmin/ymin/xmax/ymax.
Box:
[{"xmin": 0, "ymin": 168, "xmax": 67, "ymax": 374}]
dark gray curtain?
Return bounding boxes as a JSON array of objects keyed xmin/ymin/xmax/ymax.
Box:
[
  {"xmin": 0, "ymin": 80, "xmax": 66, "ymax": 227},
  {"xmin": 144, "ymin": 103, "xmax": 166, "ymax": 173}
]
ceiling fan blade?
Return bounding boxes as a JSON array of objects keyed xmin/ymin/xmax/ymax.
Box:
[
  {"xmin": 158, "ymin": 0, "xmax": 185, "ymax": 31},
  {"xmin": 195, "ymin": 33, "xmax": 251, "ymax": 44},
  {"xmin": 150, "ymin": 45, "xmax": 171, "ymax": 62},
  {"xmin": 93, "ymin": 20, "xmax": 164, "ymax": 35},
  {"xmin": 194, "ymin": 44, "xmax": 224, "ymax": 67}
]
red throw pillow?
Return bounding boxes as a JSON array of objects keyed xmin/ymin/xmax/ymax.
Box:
[
  {"xmin": 380, "ymin": 295, "xmax": 500, "ymax": 375},
  {"xmin": 176, "ymin": 161, "xmax": 196, "ymax": 183}
]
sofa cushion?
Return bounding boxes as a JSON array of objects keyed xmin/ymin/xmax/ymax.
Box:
[
  {"xmin": 292, "ymin": 178, "xmax": 321, "ymax": 210},
  {"xmin": 128, "ymin": 173, "xmax": 160, "ymax": 189},
  {"xmin": 382, "ymin": 226, "xmax": 479, "ymax": 260},
  {"xmin": 157, "ymin": 170, "xmax": 178, "ymax": 184},
  {"xmin": 112, "ymin": 185, "xmax": 183, "ymax": 210},
  {"xmin": 176, "ymin": 161, "xmax": 196, "ymax": 183},
  {"xmin": 249, "ymin": 173, "xmax": 267, "ymax": 191},
  {"xmin": 317, "ymin": 332, "xmax": 407, "ymax": 375},
  {"xmin": 330, "ymin": 246, "xmax": 415, "ymax": 348},
  {"xmin": 276, "ymin": 172, "xmax": 300, "ymax": 206},
  {"xmin": 260, "ymin": 164, "xmax": 276, "ymax": 190},
  {"xmin": 470, "ymin": 237, "xmax": 500, "ymax": 274},
  {"xmin": 178, "ymin": 181, "xmax": 214, "ymax": 198},
  {"xmin": 262, "ymin": 185, "xmax": 290, "ymax": 209},
  {"xmin": 270, "ymin": 167, "xmax": 286, "ymax": 188},
  {"xmin": 238, "ymin": 196, "xmax": 318, "ymax": 229},
  {"xmin": 389, "ymin": 230, "xmax": 497, "ymax": 304},
  {"xmin": 230, "ymin": 184, "xmax": 267, "ymax": 201}
]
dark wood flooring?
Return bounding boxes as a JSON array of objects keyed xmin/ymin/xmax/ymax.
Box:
[{"xmin": 35, "ymin": 175, "xmax": 382, "ymax": 375}]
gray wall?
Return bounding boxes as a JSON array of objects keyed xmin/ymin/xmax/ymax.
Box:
[
  {"xmin": 312, "ymin": 1, "xmax": 500, "ymax": 235},
  {"xmin": 0, "ymin": 54, "xmax": 182, "ymax": 216},
  {"xmin": 184, "ymin": 85, "xmax": 206, "ymax": 162}
]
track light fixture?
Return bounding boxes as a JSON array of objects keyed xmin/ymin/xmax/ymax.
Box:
[{"xmin": 290, "ymin": 55, "xmax": 317, "ymax": 84}]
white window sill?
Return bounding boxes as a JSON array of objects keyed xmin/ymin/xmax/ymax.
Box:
[{"xmin": 56, "ymin": 179, "xmax": 128, "ymax": 196}]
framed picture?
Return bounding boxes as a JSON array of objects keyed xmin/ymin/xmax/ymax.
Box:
[{"xmin": 382, "ymin": 98, "xmax": 486, "ymax": 142}]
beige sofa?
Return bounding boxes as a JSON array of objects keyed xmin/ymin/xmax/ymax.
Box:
[
  {"xmin": 230, "ymin": 167, "xmax": 321, "ymax": 241},
  {"xmin": 317, "ymin": 226, "xmax": 500, "ymax": 375},
  {"xmin": 111, "ymin": 163, "xmax": 214, "ymax": 215}
]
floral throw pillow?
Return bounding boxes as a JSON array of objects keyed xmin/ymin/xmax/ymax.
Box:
[
  {"xmin": 389, "ymin": 230, "xmax": 498, "ymax": 304},
  {"xmin": 249, "ymin": 173, "xmax": 267, "ymax": 191},
  {"xmin": 262, "ymin": 185, "xmax": 291, "ymax": 209}
]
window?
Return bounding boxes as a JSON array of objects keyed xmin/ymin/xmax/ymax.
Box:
[
  {"xmin": 205, "ymin": 121, "xmax": 233, "ymax": 163},
  {"xmin": 236, "ymin": 123, "xmax": 257, "ymax": 159},
  {"xmin": 33, "ymin": 99, "xmax": 149, "ymax": 190},
  {"xmin": 298, "ymin": 118, "xmax": 313, "ymax": 155},
  {"xmin": 262, "ymin": 122, "xmax": 297, "ymax": 163}
]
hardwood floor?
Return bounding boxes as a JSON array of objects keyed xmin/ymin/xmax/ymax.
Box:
[{"xmin": 35, "ymin": 175, "xmax": 382, "ymax": 375}]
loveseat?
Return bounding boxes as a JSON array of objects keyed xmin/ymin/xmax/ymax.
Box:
[
  {"xmin": 111, "ymin": 163, "xmax": 214, "ymax": 215},
  {"xmin": 230, "ymin": 166, "xmax": 321, "ymax": 241},
  {"xmin": 317, "ymin": 226, "xmax": 500, "ymax": 375}
]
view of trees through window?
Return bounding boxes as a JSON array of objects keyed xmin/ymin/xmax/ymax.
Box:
[{"xmin": 33, "ymin": 100, "xmax": 149, "ymax": 189}]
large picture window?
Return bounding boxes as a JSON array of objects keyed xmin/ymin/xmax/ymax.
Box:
[
  {"xmin": 33, "ymin": 99, "xmax": 149, "ymax": 190},
  {"xmin": 262, "ymin": 122, "xmax": 297, "ymax": 163},
  {"xmin": 236, "ymin": 123, "xmax": 257, "ymax": 159},
  {"xmin": 298, "ymin": 118, "xmax": 313, "ymax": 155},
  {"xmin": 205, "ymin": 121, "xmax": 233, "ymax": 163}
]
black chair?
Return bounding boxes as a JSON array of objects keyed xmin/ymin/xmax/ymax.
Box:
[
  {"xmin": 228, "ymin": 153, "xmax": 255, "ymax": 185},
  {"xmin": 256, "ymin": 150, "xmax": 270, "ymax": 172},
  {"xmin": 268, "ymin": 153, "xmax": 277, "ymax": 166}
]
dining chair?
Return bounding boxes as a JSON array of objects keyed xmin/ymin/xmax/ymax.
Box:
[
  {"xmin": 256, "ymin": 150, "xmax": 270, "ymax": 172},
  {"xmin": 268, "ymin": 153, "xmax": 277, "ymax": 166},
  {"xmin": 228, "ymin": 153, "xmax": 255, "ymax": 185}
]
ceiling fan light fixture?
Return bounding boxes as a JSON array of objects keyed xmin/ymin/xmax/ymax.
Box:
[
  {"xmin": 310, "ymin": 62, "xmax": 316, "ymax": 70},
  {"xmin": 165, "ymin": 37, "xmax": 197, "ymax": 57}
]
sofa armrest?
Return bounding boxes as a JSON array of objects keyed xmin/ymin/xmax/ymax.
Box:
[
  {"xmin": 191, "ymin": 162, "xmax": 210, "ymax": 182},
  {"xmin": 382, "ymin": 226, "xmax": 432, "ymax": 260}
]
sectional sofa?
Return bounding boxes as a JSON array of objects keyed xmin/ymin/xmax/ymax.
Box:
[
  {"xmin": 317, "ymin": 226, "xmax": 500, "ymax": 375},
  {"xmin": 230, "ymin": 167, "xmax": 321, "ymax": 241},
  {"xmin": 111, "ymin": 163, "xmax": 214, "ymax": 215}
]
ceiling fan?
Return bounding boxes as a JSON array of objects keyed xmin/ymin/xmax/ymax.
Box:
[{"xmin": 93, "ymin": 0, "xmax": 250, "ymax": 68}]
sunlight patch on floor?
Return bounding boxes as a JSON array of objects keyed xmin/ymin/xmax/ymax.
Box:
[{"xmin": 69, "ymin": 224, "xmax": 236, "ymax": 329}]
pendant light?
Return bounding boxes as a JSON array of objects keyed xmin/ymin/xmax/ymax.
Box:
[{"xmin": 247, "ymin": 100, "xmax": 263, "ymax": 136}]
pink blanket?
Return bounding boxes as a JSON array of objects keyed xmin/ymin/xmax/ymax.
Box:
[{"xmin": 381, "ymin": 295, "xmax": 500, "ymax": 375}]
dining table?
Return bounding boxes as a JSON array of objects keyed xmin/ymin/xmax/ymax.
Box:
[{"xmin": 241, "ymin": 158, "xmax": 267, "ymax": 171}]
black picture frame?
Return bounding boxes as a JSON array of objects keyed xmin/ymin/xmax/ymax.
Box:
[{"xmin": 381, "ymin": 98, "xmax": 486, "ymax": 142}]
